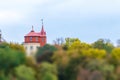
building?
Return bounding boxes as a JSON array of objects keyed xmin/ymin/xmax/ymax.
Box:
[{"xmin": 23, "ymin": 23, "xmax": 47, "ymax": 56}]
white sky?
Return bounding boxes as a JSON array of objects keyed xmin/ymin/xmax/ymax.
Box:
[{"xmin": 0, "ymin": 0, "xmax": 120, "ymax": 45}]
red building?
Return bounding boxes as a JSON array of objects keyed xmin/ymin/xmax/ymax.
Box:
[
  {"xmin": 23, "ymin": 23, "xmax": 47, "ymax": 56},
  {"xmin": 24, "ymin": 25, "xmax": 46, "ymax": 46}
]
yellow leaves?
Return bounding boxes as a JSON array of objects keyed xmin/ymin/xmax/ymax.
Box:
[
  {"xmin": 67, "ymin": 39, "xmax": 106, "ymax": 59},
  {"xmin": 69, "ymin": 40, "xmax": 91, "ymax": 50},
  {"xmin": 69, "ymin": 40, "xmax": 81, "ymax": 50},
  {"xmin": 67, "ymin": 48, "xmax": 106, "ymax": 59},
  {"xmin": 9, "ymin": 42, "xmax": 25, "ymax": 53},
  {"xmin": 85, "ymin": 49, "xmax": 106, "ymax": 59},
  {"xmin": 111, "ymin": 48, "xmax": 120, "ymax": 60}
]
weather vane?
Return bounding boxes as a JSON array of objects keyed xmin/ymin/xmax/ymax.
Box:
[
  {"xmin": 41, "ymin": 19, "xmax": 43, "ymax": 25},
  {"xmin": 32, "ymin": 25, "xmax": 34, "ymax": 31}
]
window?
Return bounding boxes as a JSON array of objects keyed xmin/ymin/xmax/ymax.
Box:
[
  {"xmin": 42, "ymin": 38, "xmax": 44, "ymax": 42},
  {"xmin": 30, "ymin": 46, "xmax": 33, "ymax": 50},
  {"xmin": 30, "ymin": 37, "xmax": 32, "ymax": 41},
  {"xmin": 36, "ymin": 37, "xmax": 38, "ymax": 42}
]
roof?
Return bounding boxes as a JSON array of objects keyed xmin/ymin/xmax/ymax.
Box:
[
  {"xmin": 25, "ymin": 31, "xmax": 46, "ymax": 37},
  {"xmin": 25, "ymin": 25, "xmax": 46, "ymax": 37},
  {"xmin": 25, "ymin": 31, "xmax": 40, "ymax": 37}
]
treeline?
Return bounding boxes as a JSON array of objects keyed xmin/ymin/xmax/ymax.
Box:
[{"xmin": 0, "ymin": 38, "xmax": 120, "ymax": 80}]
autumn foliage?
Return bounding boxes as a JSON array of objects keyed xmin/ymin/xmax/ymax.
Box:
[{"xmin": 0, "ymin": 38, "xmax": 120, "ymax": 80}]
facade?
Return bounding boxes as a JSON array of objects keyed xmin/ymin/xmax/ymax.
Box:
[{"xmin": 23, "ymin": 25, "xmax": 47, "ymax": 56}]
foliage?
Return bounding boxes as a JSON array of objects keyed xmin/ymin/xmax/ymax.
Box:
[
  {"xmin": 36, "ymin": 44, "xmax": 57, "ymax": 63},
  {"xmin": 69, "ymin": 40, "xmax": 91, "ymax": 50},
  {"xmin": 111, "ymin": 48, "xmax": 120, "ymax": 60},
  {"xmin": 9, "ymin": 42, "xmax": 25, "ymax": 53},
  {"xmin": 0, "ymin": 42, "xmax": 26, "ymax": 79},
  {"xmin": 0, "ymin": 42, "xmax": 25, "ymax": 53},
  {"xmin": 38, "ymin": 62, "xmax": 58, "ymax": 80},
  {"xmin": 0, "ymin": 46, "xmax": 26, "ymax": 74},
  {"xmin": 1, "ymin": 38, "xmax": 120, "ymax": 80},
  {"xmin": 63, "ymin": 38, "xmax": 80, "ymax": 50},
  {"xmin": 109, "ymin": 48, "xmax": 120, "ymax": 66},
  {"xmin": 15, "ymin": 65, "xmax": 36, "ymax": 80},
  {"xmin": 92, "ymin": 39, "xmax": 114, "ymax": 53}
]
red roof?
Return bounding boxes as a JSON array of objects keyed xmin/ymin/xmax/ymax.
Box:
[
  {"xmin": 25, "ymin": 26, "xmax": 46, "ymax": 37},
  {"xmin": 25, "ymin": 31, "xmax": 46, "ymax": 37},
  {"xmin": 25, "ymin": 30, "xmax": 40, "ymax": 37}
]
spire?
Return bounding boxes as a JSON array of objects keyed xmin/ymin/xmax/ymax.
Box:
[
  {"xmin": 31, "ymin": 25, "xmax": 34, "ymax": 32},
  {"xmin": 41, "ymin": 19, "xmax": 44, "ymax": 32},
  {"xmin": 41, "ymin": 19, "xmax": 43, "ymax": 25},
  {"xmin": 41, "ymin": 19, "xmax": 46, "ymax": 35}
]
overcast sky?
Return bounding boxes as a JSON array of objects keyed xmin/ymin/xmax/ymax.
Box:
[{"xmin": 0, "ymin": 0, "xmax": 120, "ymax": 44}]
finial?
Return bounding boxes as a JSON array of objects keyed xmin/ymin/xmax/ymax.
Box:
[
  {"xmin": 32, "ymin": 25, "xmax": 33, "ymax": 30},
  {"xmin": 31, "ymin": 25, "xmax": 34, "ymax": 32},
  {"xmin": 41, "ymin": 19, "xmax": 43, "ymax": 25}
]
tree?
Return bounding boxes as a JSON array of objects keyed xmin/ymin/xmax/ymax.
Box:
[
  {"xmin": 111, "ymin": 48, "xmax": 120, "ymax": 60},
  {"xmin": 9, "ymin": 42, "xmax": 25, "ymax": 53},
  {"xmin": 38, "ymin": 62, "xmax": 58, "ymax": 80},
  {"xmin": 92, "ymin": 39, "xmax": 114, "ymax": 53},
  {"xmin": 0, "ymin": 42, "xmax": 25, "ymax": 53},
  {"xmin": 15, "ymin": 65, "xmax": 36, "ymax": 80},
  {"xmin": 110, "ymin": 48, "xmax": 120, "ymax": 66},
  {"xmin": 53, "ymin": 38, "xmax": 64, "ymax": 45},
  {"xmin": 0, "ymin": 42, "xmax": 26, "ymax": 76},
  {"xmin": 62, "ymin": 38, "xmax": 80, "ymax": 50},
  {"xmin": 36, "ymin": 44, "xmax": 57, "ymax": 63},
  {"xmin": 53, "ymin": 50, "xmax": 69, "ymax": 80}
]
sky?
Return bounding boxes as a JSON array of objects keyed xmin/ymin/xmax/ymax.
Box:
[{"xmin": 0, "ymin": 0, "xmax": 120, "ymax": 45}]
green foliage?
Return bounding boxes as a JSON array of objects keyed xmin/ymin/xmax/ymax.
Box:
[
  {"xmin": 0, "ymin": 42, "xmax": 26, "ymax": 79},
  {"xmin": 63, "ymin": 38, "xmax": 80, "ymax": 50},
  {"xmin": 92, "ymin": 39, "xmax": 114, "ymax": 53},
  {"xmin": 42, "ymin": 73, "xmax": 58, "ymax": 80},
  {"xmin": 15, "ymin": 65, "xmax": 36, "ymax": 80},
  {"xmin": 64, "ymin": 57, "xmax": 81, "ymax": 80},
  {"xmin": 36, "ymin": 44, "xmax": 57, "ymax": 63},
  {"xmin": 0, "ymin": 47, "xmax": 26, "ymax": 73},
  {"xmin": 38, "ymin": 62, "xmax": 58, "ymax": 80},
  {"xmin": 0, "ymin": 72, "xmax": 9, "ymax": 80},
  {"xmin": 0, "ymin": 38, "xmax": 120, "ymax": 80},
  {"xmin": 0, "ymin": 42, "xmax": 25, "ymax": 53},
  {"xmin": 0, "ymin": 42, "xmax": 9, "ymax": 48},
  {"xmin": 9, "ymin": 42, "xmax": 25, "ymax": 53},
  {"xmin": 36, "ymin": 44, "xmax": 57, "ymax": 55}
]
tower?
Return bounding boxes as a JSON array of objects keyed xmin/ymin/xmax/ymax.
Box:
[{"xmin": 23, "ymin": 21, "xmax": 47, "ymax": 56}]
